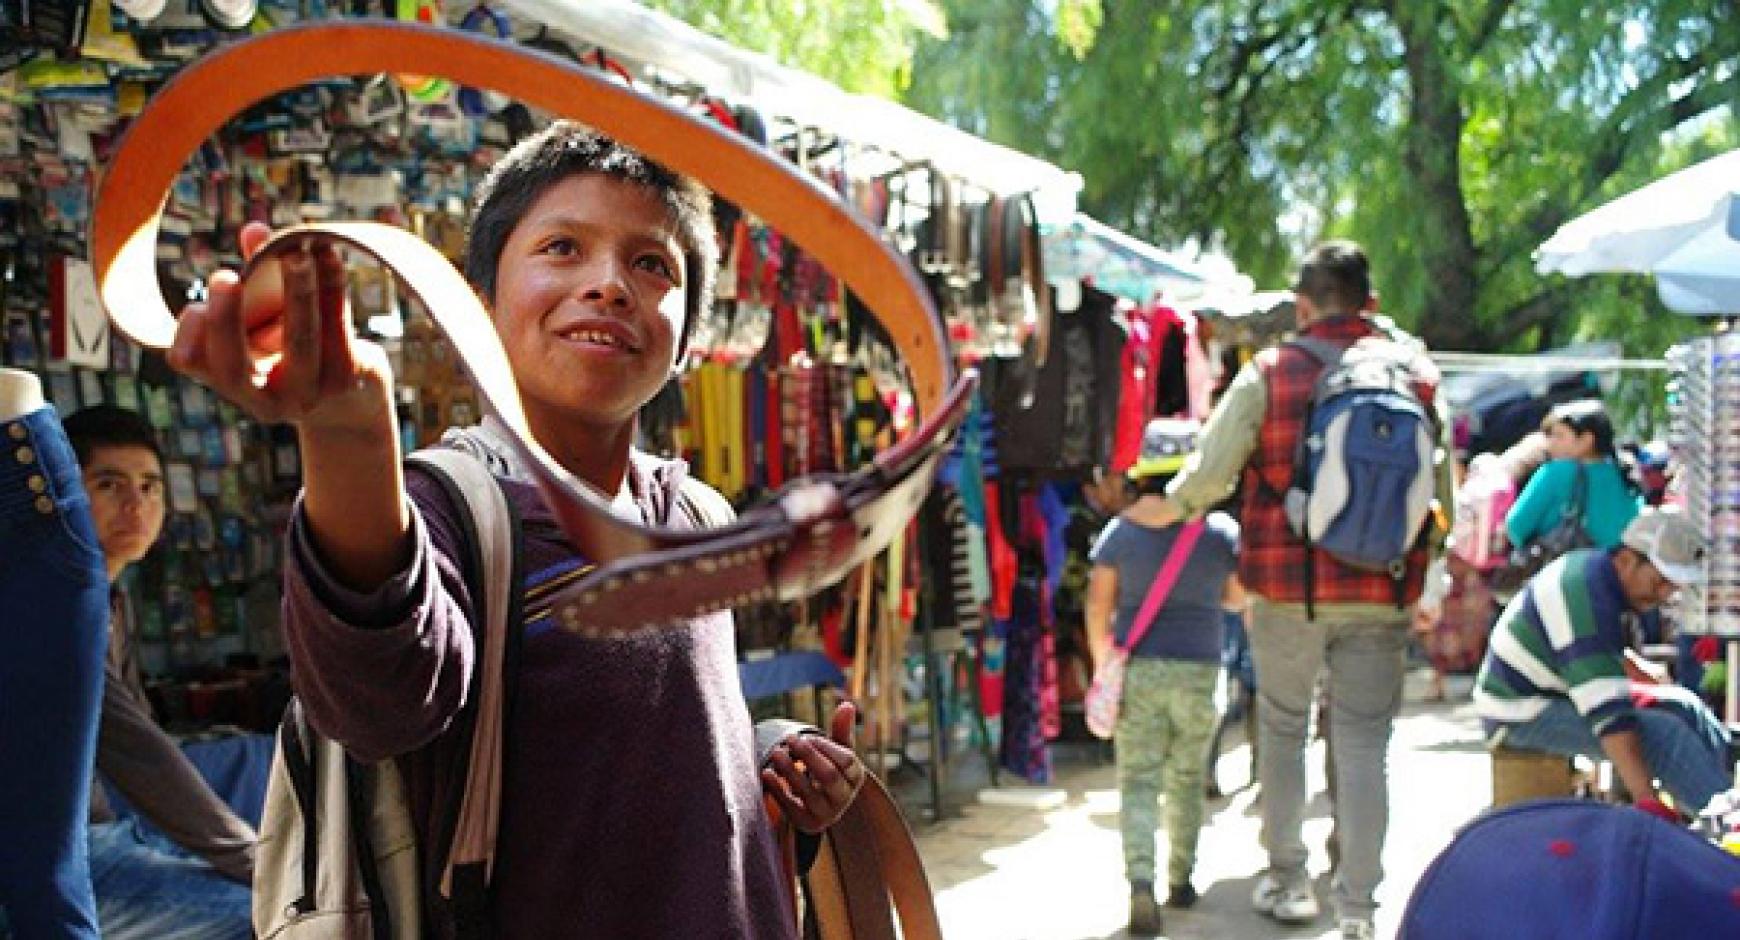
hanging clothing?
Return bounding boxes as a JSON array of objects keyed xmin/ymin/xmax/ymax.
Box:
[
  {"xmin": 997, "ymin": 569, "xmax": 1052, "ymax": 784},
  {"xmin": 1017, "ymin": 490, "xmax": 1064, "ymax": 742},
  {"xmin": 1111, "ymin": 305, "xmax": 1163, "ymax": 472},
  {"xmin": 920, "ymin": 487, "xmax": 984, "ymax": 635},
  {"xmin": 1153, "ymin": 304, "xmax": 1190, "ymax": 418},
  {"xmin": 992, "ymin": 284, "xmax": 1125, "ymax": 475},
  {"xmin": 1179, "ymin": 309, "xmax": 1216, "ymax": 420}
]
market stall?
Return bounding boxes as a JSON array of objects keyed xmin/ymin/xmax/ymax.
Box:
[
  {"xmin": 3, "ymin": 1, "xmax": 1231, "ymax": 821},
  {"xmin": 1537, "ymin": 146, "xmax": 1740, "ymax": 726}
]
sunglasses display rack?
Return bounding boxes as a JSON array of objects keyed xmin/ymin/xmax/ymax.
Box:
[{"xmin": 1665, "ymin": 334, "xmax": 1740, "ymax": 637}]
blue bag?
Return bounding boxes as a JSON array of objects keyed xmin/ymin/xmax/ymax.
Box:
[
  {"xmin": 1283, "ymin": 335, "xmax": 1436, "ymax": 613},
  {"xmin": 1401, "ymin": 799, "xmax": 1740, "ymax": 939}
]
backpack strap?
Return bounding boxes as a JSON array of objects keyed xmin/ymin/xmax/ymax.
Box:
[
  {"xmin": 278, "ymin": 698, "xmax": 399, "ymax": 940},
  {"xmin": 1257, "ymin": 337, "xmax": 1346, "ymax": 502},
  {"xmin": 405, "ymin": 448, "xmax": 525, "ymax": 938},
  {"xmin": 1567, "ymin": 463, "xmax": 1588, "ymax": 524},
  {"xmin": 1285, "ymin": 335, "xmax": 1347, "ymax": 372},
  {"xmin": 278, "ymin": 700, "xmax": 322, "ymax": 920},
  {"xmin": 345, "ymin": 749, "xmax": 396, "ymax": 940},
  {"xmin": 1280, "ymin": 336, "xmax": 1347, "ymax": 620}
]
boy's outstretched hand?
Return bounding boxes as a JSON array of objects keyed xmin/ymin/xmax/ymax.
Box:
[
  {"xmin": 762, "ymin": 701, "xmax": 866, "ymax": 834},
  {"xmin": 168, "ymin": 221, "xmax": 393, "ymax": 434}
]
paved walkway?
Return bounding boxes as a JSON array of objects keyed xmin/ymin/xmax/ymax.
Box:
[{"xmin": 908, "ymin": 670, "xmax": 1492, "ymax": 940}]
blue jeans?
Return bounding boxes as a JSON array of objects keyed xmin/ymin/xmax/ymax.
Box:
[
  {"xmin": 1501, "ymin": 685, "xmax": 1733, "ymax": 811},
  {"xmin": 0, "ymin": 406, "xmax": 108, "ymax": 939},
  {"xmin": 89, "ymin": 821, "xmax": 252, "ymax": 940}
]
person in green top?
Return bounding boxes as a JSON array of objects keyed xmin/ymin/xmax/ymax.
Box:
[{"xmin": 1505, "ymin": 399, "xmax": 1641, "ymax": 551}]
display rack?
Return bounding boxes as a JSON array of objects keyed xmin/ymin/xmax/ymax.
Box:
[{"xmin": 1665, "ymin": 330, "xmax": 1740, "ymax": 720}]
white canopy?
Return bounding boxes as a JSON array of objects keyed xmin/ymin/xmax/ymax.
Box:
[
  {"xmin": 1535, "ymin": 147, "xmax": 1740, "ymax": 315},
  {"xmin": 499, "ymin": 0, "xmax": 1082, "ymax": 209}
]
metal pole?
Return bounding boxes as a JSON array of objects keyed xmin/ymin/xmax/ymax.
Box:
[
  {"xmin": 1728, "ymin": 639, "xmax": 1738, "ymax": 730},
  {"xmin": 919, "ymin": 574, "xmax": 945, "ymax": 822}
]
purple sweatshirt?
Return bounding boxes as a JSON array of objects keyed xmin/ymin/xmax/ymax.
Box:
[{"xmin": 281, "ymin": 423, "xmax": 794, "ymax": 938}]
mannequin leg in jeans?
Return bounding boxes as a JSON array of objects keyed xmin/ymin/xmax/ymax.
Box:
[{"xmin": 0, "ymin": 369, "xmax": 109, "ymax": 939}]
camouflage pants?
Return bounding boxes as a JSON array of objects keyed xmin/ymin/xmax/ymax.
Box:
[{"xmin": 1116, "ymin": 658, "xmax": 1221, "ymax": 886}]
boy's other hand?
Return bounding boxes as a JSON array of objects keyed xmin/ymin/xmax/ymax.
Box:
[
  {"xmin": 167, "ymin": 222, "xmax": 394, "ymax": 435},
  {"xmin": 762, "ymin": 701, "xmax": 866, "ymax": 834}
]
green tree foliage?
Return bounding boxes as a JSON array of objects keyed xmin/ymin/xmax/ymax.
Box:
[
  {"xmin": 640, "ymin": 0, "xmax": 940, "ymax": 97},
  {"xmin": 904, "ymin": 0, "xmax": 1740, "ymax": 359}
]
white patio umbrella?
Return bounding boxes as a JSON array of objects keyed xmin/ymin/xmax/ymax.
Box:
[{"xmin": 1535, "ymin": 147, "xmax": 1740, "ymax": 314}]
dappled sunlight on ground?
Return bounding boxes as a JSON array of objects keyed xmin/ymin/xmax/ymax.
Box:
[{"xmin": 913, "ymin": 671, "xmax": 1491, "ymax": 939}]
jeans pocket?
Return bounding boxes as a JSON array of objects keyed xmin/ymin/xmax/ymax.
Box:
[{"xmin": 34, "ymin": 505, "xmax": 108, "ymax": 585}]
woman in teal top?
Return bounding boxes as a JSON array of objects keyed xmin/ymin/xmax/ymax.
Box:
[{"xmin": 1505, "ymin": 400, "xmax": 1642, "ymax": 550}]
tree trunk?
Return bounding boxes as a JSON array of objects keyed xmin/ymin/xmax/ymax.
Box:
[{"xmin": 1395, "ymin": 4, "xmax": 1485, "ymax": 352}]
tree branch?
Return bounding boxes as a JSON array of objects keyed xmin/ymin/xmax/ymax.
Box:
[
  {"xmin": 1477, "ymin": 43, "xmax": 1740, "ymax": 274},
  {"xmin": 1501, "ymin": 287, "xmax": 1569, "ymax": 345},
  {"xmin": 1193, "ymin": 5, "xmax": 1345, "ymax": 210},
  {"xmin": 1464, "ymin": 0, "xmax": 1515, "ymax": 55}
]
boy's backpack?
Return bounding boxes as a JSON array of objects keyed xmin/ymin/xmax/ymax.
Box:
[
  {"xmin": 1281, "ymin": 334, "xmax": 1437, "ymax": 617},
  {"xmin": 1401, "ymin": 799, "xmax": 1740, "ymax": 939},
  {"xmin": 253, "ymin": 449, "xmax": 523, "ymax": 940}
]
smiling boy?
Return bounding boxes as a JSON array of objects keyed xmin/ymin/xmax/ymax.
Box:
[{"xmin": 168, "ymin": 123, "xmax": 861, "ymax": 937}]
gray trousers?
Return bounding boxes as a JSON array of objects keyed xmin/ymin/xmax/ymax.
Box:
[{"xmin": 1247, "ymin": 600, "xmax": 1407, "ymax": 921}]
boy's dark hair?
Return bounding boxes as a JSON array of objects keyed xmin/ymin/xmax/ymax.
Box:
[
  {"xmin": 1294, "ymin": 240, "xmax": 1371, "ymax": 315},
  {"xmin": 464, "ymin": 122, "xmax": 718, "ymax": 360},
  {"xmin": 62, "ymin": 405, "xmax": 163, "ymax": 469}
]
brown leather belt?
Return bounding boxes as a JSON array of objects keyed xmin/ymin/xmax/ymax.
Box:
[{"xmin": 89, "ymin": 21, "xmax": 975, "ymax": 633}]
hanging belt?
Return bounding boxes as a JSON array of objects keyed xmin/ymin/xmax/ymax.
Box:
[{"xmin": 89, "ymin": 20, "xmax": 975, "ymax": 634}]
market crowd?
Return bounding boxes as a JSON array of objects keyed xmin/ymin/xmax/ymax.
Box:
[{"xmin": 1083, "ymin": 241, "xmax": 1739, "ymax": 940}]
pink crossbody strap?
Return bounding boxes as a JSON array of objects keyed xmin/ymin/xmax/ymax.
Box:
[{"xmin": 1118, "ymin": 520, "xmax": 1205, "ymax": 653}]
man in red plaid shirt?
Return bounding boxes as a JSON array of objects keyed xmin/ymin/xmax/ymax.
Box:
[{"xmin": 1148, "ymin": 241, "xmax": 1455, "ymax": 940}]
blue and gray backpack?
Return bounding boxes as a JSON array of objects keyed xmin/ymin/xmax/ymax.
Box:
[{"xmin": 1282, "ymin": 334, "xmax": 1436, "ymax": 617}]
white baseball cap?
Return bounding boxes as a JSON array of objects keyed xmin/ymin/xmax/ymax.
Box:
[{"xmin": 1621, "ymin": 507, "xmax": 1706, "ymax": 586}]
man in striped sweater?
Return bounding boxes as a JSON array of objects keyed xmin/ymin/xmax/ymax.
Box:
[{"xmin": 1475, "ymin": 507, "xmax": 1734, "ymax": 818}]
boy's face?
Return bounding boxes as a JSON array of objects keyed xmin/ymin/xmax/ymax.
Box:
[
  {"xmin": 491, "ymin": 173, "xmax": 687, "ymax": 434},
  {"xmin": 81, "ymin": 444, "xmax": 166, "ymax": 570}
]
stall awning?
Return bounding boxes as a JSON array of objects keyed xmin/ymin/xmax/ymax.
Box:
[
  {"xmin": 499, "ymin": 0, "xmax": 1082, "ymax": 206},
  {"xmin": 1043, "ymin": 213, "xmax": 1250, "ymax": 303}
]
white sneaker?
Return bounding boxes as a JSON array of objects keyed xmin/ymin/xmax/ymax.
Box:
[
  {"xmin": 1340, "ymin": 916, "xmax": 1376, "ymax": 939},
  {"xmin": 201, "ymin": 0, "xmax": 257, "ymax": 29},
  {"xmin": 1695, "ymin": 788, "xmax": 1740, "ymax": 839},
  {"xmin": 1251, "ymin": 871, "xmax": 1320, "ymax": 924},
  {"xmin": 114, "ymin": 0, "xmax": 168, "ymax": 20},
  {"xmin": 1699, "ymin": 788, "xmax": 1740, "ymax": 820}
]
